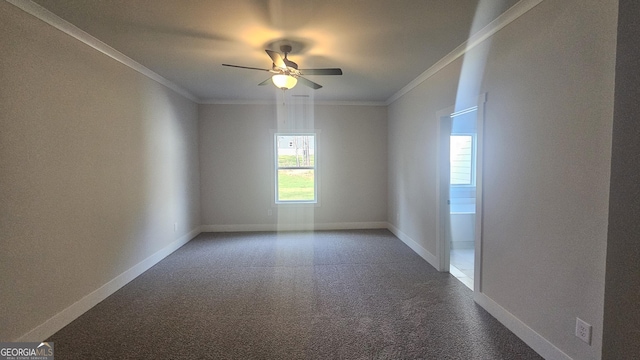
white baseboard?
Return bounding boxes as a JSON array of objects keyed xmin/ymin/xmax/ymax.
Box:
[
  {"xmin": 201, "ymin": 222, "xmax": 388, "ymax": 233},
  {"xmin": 474, "ymin": 292, "xmax": 572, "ymax": 360},
  {"xmin": 386, "ymin": 222, "xmax": 570, "ymax": 360},
  {"xmin": 387, "ymin": 223, "xmax": 439, "ymax": 269},
  {"xmin": 15, "ymin": 223, "xmax": 568, "ymax": 360},
  {"xmin": 16, "ymin": 227, "xmax": 202, "ymax": 342}
]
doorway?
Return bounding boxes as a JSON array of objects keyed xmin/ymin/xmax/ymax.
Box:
[
  {"xmin": 437, "ymin": 94, "xmax": 486, "ymax": 292},
  {"xmin": 449, "ymin": 110, "xmax": 477, "ymax": 289}
]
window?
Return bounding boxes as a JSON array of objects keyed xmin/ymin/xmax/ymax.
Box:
[
  {"xmin": 275, "ymin": 133, "xmax": 317, "ymax": 203},
  {"xmin": 450, "ymin": 134, "xmax": 475, "ymax": 186}
]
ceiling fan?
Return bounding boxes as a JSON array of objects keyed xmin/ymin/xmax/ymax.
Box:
[{"xmin": 222, "ymin": 45, "xmax": 342, "ymax": 90}]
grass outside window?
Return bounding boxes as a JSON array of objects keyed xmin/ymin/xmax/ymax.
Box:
[{"xmin": 277, "ymin": 169, "xmax": 315, "ymax": 201}]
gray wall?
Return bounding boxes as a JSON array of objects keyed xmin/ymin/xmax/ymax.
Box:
[
  {"xmin": 387, "ymin": 0, "xmax": 617, "ymax": 358},
  {"xmin": 199, "ymin": 103, "xmax": 387, "ymax": 229},
  {"xmin": 0, "ymin": 2, "xmax": 201, "ymax": 341},
  {"xmin": 2, "ymin": 0, "xmax": 633, "ymax": 357},
  {"xmin": 602, "ymin": 0, "xmax": 640, "ymax": 357}
]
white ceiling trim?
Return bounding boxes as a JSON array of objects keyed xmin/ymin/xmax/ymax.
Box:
[
  {"xmin": 385, "ymin": 0, "xmax": 544, "ymax": 106},
  {"xmin": 200, "ymin": 100, "xmax": 280, "ymax": 105},
  {"xmin": 6, "ymin": 0, "xmax": 201, "ymax": 103},
  {"xmin": 7, "ymin": 0, "xmax": 542, "ymax": 108},
  {"xmin": 202, "ymin": 99, "xmax": 387, "ymax": 106},
  {"xmin": 7, "ymin": 0, "xmax": 382, "ymax": 107},
  {"xmin": 311, "ymin": 101, "xmax": 387, "ymax": 107}
]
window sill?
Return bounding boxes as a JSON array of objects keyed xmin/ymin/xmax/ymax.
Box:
[{"xmin": 274, "ymin": 201, "xmax": 320, "ymax": 207}]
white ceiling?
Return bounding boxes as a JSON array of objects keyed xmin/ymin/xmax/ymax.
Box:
[{"xmin": 29, "ymin": 0, "xmax": 520, "ymax": 103}]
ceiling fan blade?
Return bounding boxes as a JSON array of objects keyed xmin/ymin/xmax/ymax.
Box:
[
  {"xmin": 258, "ymin": 78, "xmax": 272, "ymax": 86},
  {"xmin": 299, "ymin": 68, "xmax": 343, "ymax": 76},
  {"xmin": 265, "ymin": 49, "xmax": 287, "ymax": 69},
  {"xmin": 222, "ymin": 64, "xmax": 271, "ymax": 72},
  {"xmin": 297, "ymin": 76, "xmax": 323, "ymax": 90}
]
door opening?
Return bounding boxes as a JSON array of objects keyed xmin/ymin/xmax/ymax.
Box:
[
  {"xmin": 437, "ymin": 94, "xmax": 486, "ymax": 292},
  {"xmin": 448, "ymin": 109, "xmax": 477, "ymax": 290}
]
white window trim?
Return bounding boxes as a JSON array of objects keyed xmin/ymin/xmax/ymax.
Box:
[{"xmin": 273, "ymin": 131, "xmax": 320, "ymax": 206}]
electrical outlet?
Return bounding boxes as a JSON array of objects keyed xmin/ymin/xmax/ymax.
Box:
[
  {"xmin": 174, "ymin": 223, "xmax": 177, "ymax": 232},
  {"xmin": 575, "ymin": 318, "xmax": 592, "ymax": 345},
  {"xmin": 267, "ymin": 209, "xmax": 273, "ymax": 216}
]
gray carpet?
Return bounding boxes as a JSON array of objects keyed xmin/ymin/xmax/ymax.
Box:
[{"xmin": 48, "ymin": 229, "xmax": 543, "ymax": 359}]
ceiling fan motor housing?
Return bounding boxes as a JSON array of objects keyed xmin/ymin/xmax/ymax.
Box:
[
  {"xmin": 279, "ymin": 45, "xmax": 298, "ymax": 70},
  {"xmin": 280, "ymin": 45, "xmax": 293, "ymax": 54}
]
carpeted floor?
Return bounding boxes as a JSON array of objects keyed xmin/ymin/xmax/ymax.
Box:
[{"xmin": 48, "ymin": 229, "xmax": 543, "ymax": 359}]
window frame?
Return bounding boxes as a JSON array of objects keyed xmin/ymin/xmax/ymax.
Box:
[{"xmin": 273, "ymin": 132, "xmax": 319, "ymax": 205}]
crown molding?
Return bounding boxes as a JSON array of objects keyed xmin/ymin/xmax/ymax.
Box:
[
  {"xmin": 200, "ymin": 99, "xmax": 387, "ymax": 106},
  {"xmin": 200, "ymin": 99, "xmax": 278, "ymax": 105},
  {"xmin": 312, "ymin": 100, "xmax": 387, "ymax": 107},
  {"xmin": 6, "ymin": 0, "xmax": 201, "ymax": 103},
  {"xmin": 385, "ymin": 0, "xmax": 544, "ymax": 106},
  {"xmin": 8, "ymin": 0, "xmax": 543, "ymax": 107}
]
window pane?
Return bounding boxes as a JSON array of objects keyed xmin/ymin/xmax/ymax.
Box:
[
  {"xmin": 276, "ymin": 134, "xmax": 317, "ymax": 203},
  {"xmin": 277, "ymin": 169, "xmax": 315, "ymax": 201},
  {"xmin": 450, "ymin": 135, "xmax": 473, "ymax": 185},
  {"xmin": 277, "ymin": 135, "xmax": 314, "ymax": 168}
]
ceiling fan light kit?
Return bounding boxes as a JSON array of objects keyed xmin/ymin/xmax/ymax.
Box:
[
  {"xmin": 222, "ymin": 44, "xmax": 342, "ymax": 91},
  {"xmin": 272, "ymin": 74, "xmax": 298, "ymax": 90}
]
